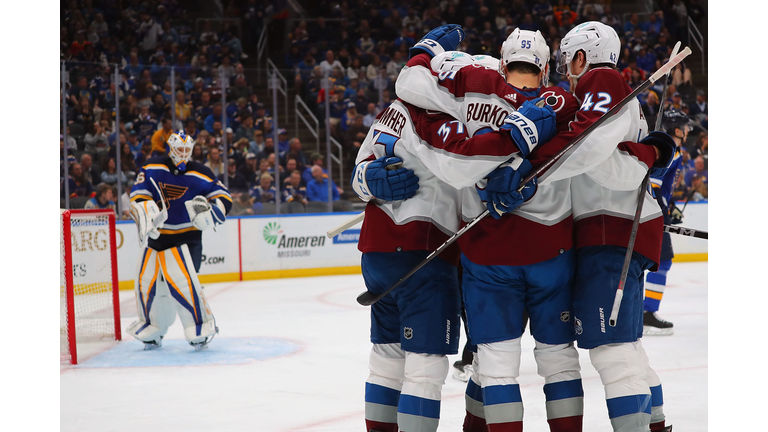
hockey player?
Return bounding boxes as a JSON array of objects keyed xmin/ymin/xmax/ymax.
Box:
[
  {"xmin": 551, "ymin": 22, "xmax": 676, "ymax": 432},
  {"xmin": 397, "ymin": 29, "xmax": 587, "ymax": 432},
  {"xmin": 127, "ymin": 130, "xmax": 232, "ymax": 351},
  {"xmin": 643, "ymin": 109, "xmax": 691, "ymax": 336},
  {"xmin": 353, "ymin": 25, "xmax": 559, "ymax": 432}
]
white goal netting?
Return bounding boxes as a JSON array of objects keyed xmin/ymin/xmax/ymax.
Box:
[{"xmin": 60, "ymin": 209, "xmax": 121, "ymax": 364}]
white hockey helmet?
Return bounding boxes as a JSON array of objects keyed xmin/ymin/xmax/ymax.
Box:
[
  {"xmin": 471, "ymin": 54, "xmax": 501, "ymax": 72},
  {"xmin": 499, "ymin": 29, "xmax": 550, "ymax": 84},
  {"xmin": 167, "ymin": 130, "xmax": 194, "ymax": 170},
  {"xmin": 556, "ymin": 21, "xmax": 621, "ymax": 79},
  {"xmin": 430, "ymin": 51, "xmax": 475, "ymax": 73}
]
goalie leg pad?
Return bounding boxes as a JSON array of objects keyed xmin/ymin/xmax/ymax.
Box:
[
  {"xmin": 156, "ymin": 244, "xmax": 216, "ymax": 344},
  {"xmin": 129, "ymin": 248, "xmax": 176, "ymax": 343}
]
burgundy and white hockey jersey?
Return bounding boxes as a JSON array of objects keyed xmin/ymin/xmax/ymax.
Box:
[
  {"xmin": 353, "ymin": 99, "xmax": 531, "ymax": 266},
  {"xmin": 396, "ymin": 53, "xmax": 580, "ymax": 266}
]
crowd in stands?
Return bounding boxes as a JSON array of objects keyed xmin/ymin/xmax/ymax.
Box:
[
  {"xmin": 285, "ymin": 0, "xmax": 707, "ymax": 201},
  {"xmin": 60, "ymin": 0, "xmax": 348, "ymax": 217},
  {"xmin": 61, "ymin": 0, "xmax": 707, "ymax": 217}
]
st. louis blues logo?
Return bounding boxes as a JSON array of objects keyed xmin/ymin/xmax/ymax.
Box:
[{"xmin": 158, "ymin": 183, "xmax": 188, "ymax": 208}]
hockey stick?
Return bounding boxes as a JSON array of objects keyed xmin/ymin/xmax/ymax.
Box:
[
  {"xmin": 358, "ymin": 47, "xmax": 692, "ymax": 307},
  {"xmin": 663, "ymin": 224, "xmax": 707, "ymax": 239},
  {"xmin": 608, "ymin": 43, "xmax": 682, "ymax": 327},
  {"xmin": 327, "ymin": 211, "xmax": 365, "ymax": 238}
]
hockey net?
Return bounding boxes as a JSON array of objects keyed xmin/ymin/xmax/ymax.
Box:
[{"xmin": 60, "ymin": 209, "xmax": 121, "ymax": 365}]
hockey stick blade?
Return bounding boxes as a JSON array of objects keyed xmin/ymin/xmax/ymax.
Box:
[{"xmin": 664, "ymin": 224, "xmax": 707, "ymax": 239}]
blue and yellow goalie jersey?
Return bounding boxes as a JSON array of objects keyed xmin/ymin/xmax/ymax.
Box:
[{"xmin": 131, "ymin": 156, "xmax": 232, "ymax": 250}]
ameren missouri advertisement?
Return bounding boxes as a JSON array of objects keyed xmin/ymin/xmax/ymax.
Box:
[{"xmin": 114, "ymin": 213, "xmax": 364, "ymax": 287}]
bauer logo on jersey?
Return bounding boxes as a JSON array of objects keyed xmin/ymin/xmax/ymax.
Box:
[
  {"xmin": 158, "ymin": 182, "xmax": 189, "ymax": 208},
  {"xmin": 404, "ymin": 327, "xmax": 413, "ymax": 340}
]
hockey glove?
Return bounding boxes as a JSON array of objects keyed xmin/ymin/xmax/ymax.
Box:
[
  {"xmin": 360, "ymin": 156, "xmax": 420, "ymax": 201},
  {"xmin": 669, "ymin": 201, "xmax": 683, "ymax": 225},
  {"xmin": 641, "ymin": 131, "xmax": 677, "ymax": 179},
  {"xmin": 409, "ymin": 24, "xmax": 465, "ymax": 59},
  {"xmin": 500, "ymin": 98, "xmax": 557, "ymax": 157},
  {"xmin": 485, "ymin": 159, "xmax": 537, "ymax": 219}
]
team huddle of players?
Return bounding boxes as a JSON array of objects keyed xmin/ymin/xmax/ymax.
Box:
[{"xmin": 352, "ymin": 22, "xmax": 682, "ymax": 432}]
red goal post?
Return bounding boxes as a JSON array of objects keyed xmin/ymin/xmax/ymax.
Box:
[{"xmin": 60, "ymin": 209, "xmax": 121, "ymax": 365}]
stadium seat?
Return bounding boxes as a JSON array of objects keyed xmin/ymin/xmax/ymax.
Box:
[{"xmin": 307, "ymin": 201, "xmax": 330, "ymax": 213}]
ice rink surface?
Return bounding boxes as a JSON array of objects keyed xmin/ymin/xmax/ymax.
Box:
[{"xmin": 61, "ymin": 262, "xmax": 707, "ymax": 431}]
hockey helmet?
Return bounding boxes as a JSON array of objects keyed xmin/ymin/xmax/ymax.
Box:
[
  {"xmin": 556, "ymin": 21, "xmax": 621, "ymax": 79},
  {"xmin": 499, "ymin": 29, "xmax": 550, "ymax": 85},
  {"xmin": 662, "ymin": 109, "xmax": 693, "ymax": 136},
  {"xmin": 430, "ymin": 51, "xmax": 475, "ymax": 73},
  {"xmin": 167, "ymin": 130, "xmax": 194, "ymax": 170}
]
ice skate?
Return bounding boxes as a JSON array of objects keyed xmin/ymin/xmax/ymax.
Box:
[
  {"xmin": 143, "ymin": 336, "xmax": 163, "ymax": 351},
  {"xmin": 452, "ymin": 360, "xmax": 473, "ymax": 382},
  {"xmin": 643, "ymin": 311, "xmax": 674, "ymax": 336}
]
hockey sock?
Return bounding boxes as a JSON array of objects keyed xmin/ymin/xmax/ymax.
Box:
[
  {"xmin": 397, "ymin": 352, "xmax": 447, "ymax": 432},
  {"xmin": 478, "ymin": 338, "xmax": 524, "ymax": 432},
  {"xmin": 366, "ymin": 344, "xmax": 404, "ymax": 432},
  {"xmin": 534, "ymin": 341, "xmax": 583, "ymax": 432},
  {"xmin": 462, "ymin": 373, "xmax": 487, "ymax": 432},
  {"xmin": 644, "ymin": 260, "xmax": 671, "ymax": 313}
]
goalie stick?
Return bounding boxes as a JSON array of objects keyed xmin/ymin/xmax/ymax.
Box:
[
  {"xmin": 357, "ymin": 48, "xmax": 692, "ymax": 307},
  {"xmin": 609, "ymin": 42, "xmax": 682, "ymax": 327}
]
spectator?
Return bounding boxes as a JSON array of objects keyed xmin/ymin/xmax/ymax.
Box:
[
  {"xmin": 79, "ymin": 153, "xmax": 100, "ymax": 186},
  {"xmin": 84, "ymin": 183, "xmax": 117, "ymax": 212},
  {"xmin": 195, "ymin": 91, "xmax": 214, "ymax": 125},
  {"xmin": 223, "ymin": 158, "xmax": 249, "ymax": 193},
  {"xmin": 137, "ymin": 11, "xmax": 163, "ymax": 55},
  {"xmin": 302, "ymin": 152, "xmax": 327, "ymax": 185},
  {"xmin": 175, "ymin": 90, "xmax": 192, "ymax": 127},
  {"xmin": 266, "ymin": 153, "xmax": 284, "ymax": 177},
  {"xmin": 250, "ymin": 173, "xmax": 277, "ymax": 203},
  {"xmin": 320, "ymin": 50, "xmax": 343, "ymax": 77},
  {"xmin": 205, "ymin": 103, "xmax": 224, "ymax": 134},
  {"xmin": 686, "ymin": 174, "xmax": 708, "ymax": 201},
  {"xmin": 386, "ymin": 51, "xmax": 405, "ymax": 81},
  {"xmin": 150, "ymin": 118, "xmax": 174, "ymax": 156},
  {"xmin": 283, "ymin": 170, "xmax": 308, "ymax": 205},
  {"xmin": 119, "ymin": 142, "xmax": 138, "ymax": 178},
  {"xmin": 185, "ymin": 118, "xmax": 200, "ymax": 141},
  {"xmin": 119, "ymin": 180, "xmax": 135, "ymax": 220},
  {"xmin": 205, "ymin": 146, "xmax": 224, "ymax": 177},
  {"xmin": 340, "ymin": 102, "xmax": 358, "ymax": 133},
  {"xmin": 690, "ymin": 132, "xmax": 708, "ymax": 160},
  {"xmin": 238, "ymin": 152, "xmax": 259, "ymax": 188},
  {"xmin": 344, "ymin": 114, "xmax": 369, "ymax": 153},
  {"xmin": 623, "ymin": 12, "xmax": 642, "ymax": 37},
  {"xmin": 84, "ymin": 122, "xmax": 109, "ymax": 158},
  {"xmin": 72, "ymin": 97, "xmax": 96, "ymax": 127},
  {"xmin": 641, "ymin": 90, "xmax": 661, "ymax": 129},
  {"xmin": 671, "ymin": 63, "xmax": 693, "ymax": 88},
  {"xmin": 283, "ymin": 138, "xmax": 308, "ymax": 169},
  {"xmin": 126, "ymin": 130, "xmax": 141, "ymax": 154},
  {"xmin": 133, "ymin": 105, "xmax": 158, "ymax": 141},
  {"xmin": 363, "ymin": 102, "xmax": 379, "ymax": 128},
  {"xmin": 276, "ymin": 128, "xmax": 290, "ymax": 156},
  {"xmin": 229, "ymin": 74, "xmax": 252, "ymax": 101},
  {"xmin": 636, "ymin": 47, "xmax": 656, "ymax": 74},
  {"xmin": 306, "ymin": 165, "xmax": 341, "ymax": 202},
  {"xmin": 230, "ymin": 192, "xmax": 256, "ymax": 216},
  {"xmin": 250, "ymin": 129, "xmax": 265, "ymax": 154},
  {"xmin": 191, "ymin": 143, "xmax": 206, "ymax": 164},
  {"xmin": 99, "ymin": 156, "xmax": 127, "ymax": 186},
  {"xmin": 134, "ymin": 140, "xmax": 153, "ymax": 168},
  {"xmin": 62, "ymin": 162, "xmax": 93, "ymax": 199},
  {"xmin": 689, "ymin": 90, "xmax": 708, "ymax": 123},
  {"xmin": 684, "ymin": 156, "xmax": 708, "ymax": 187},
  {"xmin": 258, "ymin": 137, "xmax": 276, "ymax": 162}
]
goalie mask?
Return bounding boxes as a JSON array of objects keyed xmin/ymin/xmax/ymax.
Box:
[
  {"xmin": 168, "ymin": 130, "xmax": 194, "ymax": 171},
  {"xmin": 556, "ymin": 21, "xmax": 620, "ymax": 79},
  {"xmin": 499, "ymin": 29, "xmax": 550, "ymax": 85}
]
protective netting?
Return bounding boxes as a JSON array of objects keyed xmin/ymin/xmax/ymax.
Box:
[{"xmin": 60, "ymin": 210, "xmax": 118, "ymax": 364}]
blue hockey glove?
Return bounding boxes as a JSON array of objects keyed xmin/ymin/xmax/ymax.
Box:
[
  {"xmin": 485, "ymin": 159, "xmax": 537, "ymax": 219},
  {"xmin": 641, "ymin": 131, "xmax": 677, "ymax": 179},
  {"xmin": 499, "ymin": 98, "xmax": 557, "ymax": 157},
  {"xmin": 365, "ymin": 156, "xmax": 419, "ymax": 201},
  {"xmin": 409, "ymin": 24, "xmax": 466, "ymax": 59}
]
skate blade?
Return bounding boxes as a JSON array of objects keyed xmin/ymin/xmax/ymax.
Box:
[
  {"xmin": 643, "ymin": 326, "xmax": 674, "ymax": 336},
  {"xmin": 143, "ymin": 343, "xmax": 162, "ymax": 351}
]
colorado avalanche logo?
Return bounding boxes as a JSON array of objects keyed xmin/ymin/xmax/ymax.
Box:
[
  {"xmin": 540, "ymin": 90, "xmax": 567, "ymax": 113},
  {"xmin": 404, "ymin": 327, "xmax": 413, "ymax": 340}
]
